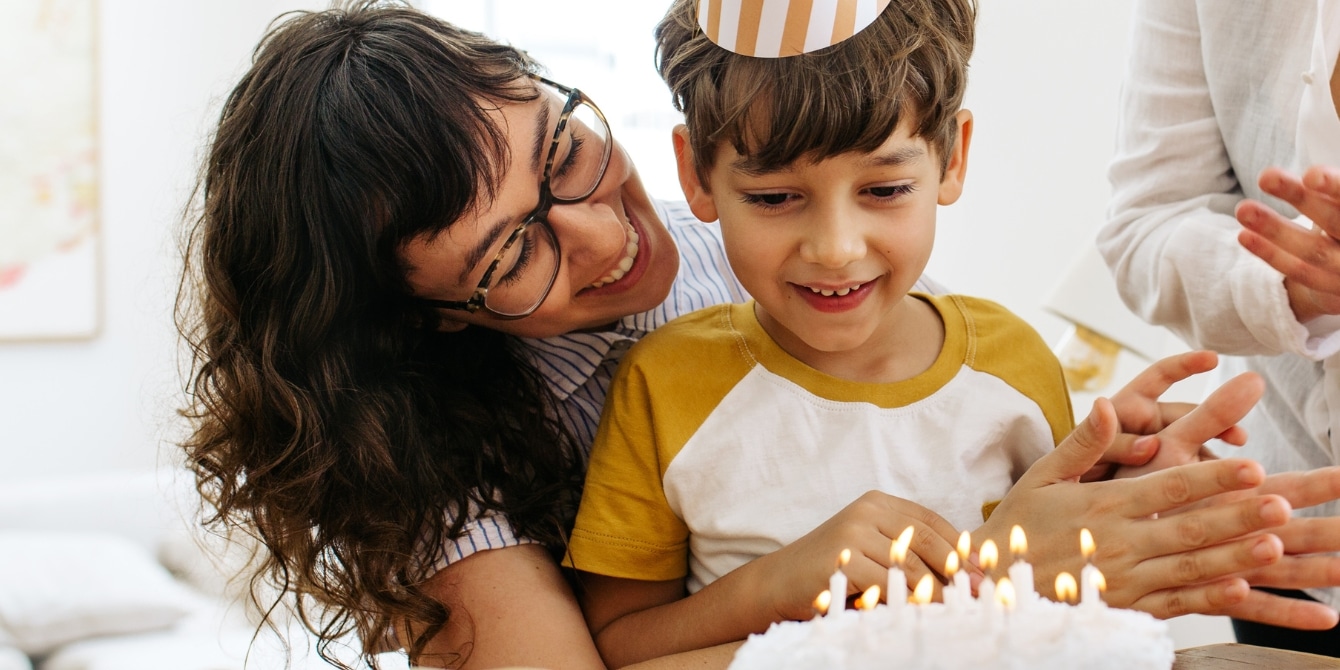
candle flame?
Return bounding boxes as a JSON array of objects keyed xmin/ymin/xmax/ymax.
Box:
[
  {"xmin": 944, "ymin": 550, "xmax": 959, "ymax": 577},
  {"xmin": 957, "ymin": 530, "xmax": 971, "ymax": 562},
  {"xmin": 996, "ymin": 577, "xmax": 1017, "ymax": 609},
  {"xmin": 912, "ymin": 574, "xmax": 935, "ymax": 605},
  {"xmin": 980, "ymin": 539, "xmax": 999, "ymax": 571},
  {"xmin": 814, "ymin": 589, "xmax": 832, "ymax": 615},
  {"xmin": 838, "ymin": 548, "xmax": 852, "ymax": 568},
  {"xmin": 857, "ymin": 585, "xmax": 881, "ymax": 611},
  {"xmin": 1093, "ymin": 569, "xmax": 1107, "ymax": 594},
  {"xmin": 1080, "ymin": 528, "xmax": 1095, "ymax": 561},
  {"xmin": 892, "ymin": 526, "xmax": 914, "ymax": 566},
  {"xmin": 1010, "ymin": 525, "xmax": 1028, "ymax": 557},
  {"xmin": 1055, "ymin": 572, "xmax": 1078, "ymax": 604}
]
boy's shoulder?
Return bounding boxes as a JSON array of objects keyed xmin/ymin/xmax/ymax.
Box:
[{"xmin": 620, "ymin": 302, "xmax": 752, "ymax": 373}]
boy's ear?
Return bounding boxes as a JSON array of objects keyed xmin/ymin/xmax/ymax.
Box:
[
  {"xmin": 672, "ymin": 125, "xmax": 719, "ymax": 223},
  {"xmin": 937, "ymin": 109, "xmax": 973, "ymax": 206}
]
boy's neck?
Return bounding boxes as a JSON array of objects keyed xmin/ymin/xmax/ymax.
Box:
[{"xmin": 753, "ymin": 295, "xmax": 945, "ymax": 384}]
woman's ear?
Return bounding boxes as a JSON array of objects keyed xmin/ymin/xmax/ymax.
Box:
[
  {"xmin": 673, "ymin": 125, "xmax": 719, "ymax": 223},
  {"xmin": 937, "ymin": 109, "xmax": 973, "ymax": 206},
  {"xmin": 437, "ymin": 318, "xmax": 468, "ymax": 333}
]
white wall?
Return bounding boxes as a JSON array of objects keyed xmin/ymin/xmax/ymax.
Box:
[{"xmin": 0, "ymin": 1, "xmax": 321, "ymax": 481}]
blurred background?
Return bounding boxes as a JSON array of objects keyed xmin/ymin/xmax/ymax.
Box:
[{"xmin": 0, "ymin": 0, "xmax": 1224, "ymax": 660}]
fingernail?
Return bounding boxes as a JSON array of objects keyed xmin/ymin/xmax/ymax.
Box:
[
  {"xmin": 1252, "ymin": 538, "xmax": 1277, "ymax": 562},
  {"xmin": 1132, "ymin": 435, "xmax": 1156, "ymax": 457},
  {"xmin": 1239, "ymin": 465, "xmax": 1259, "ymax": 484}
]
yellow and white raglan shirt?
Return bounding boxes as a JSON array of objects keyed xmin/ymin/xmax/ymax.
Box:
[{"xmin": 564, "ymin": 294, "xmax": 1073, "ymax": 594}]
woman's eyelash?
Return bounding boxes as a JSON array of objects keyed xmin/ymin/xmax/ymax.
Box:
[{"xmin": 553, "ymin": 135, "xmax": 584, "ymax": 180}]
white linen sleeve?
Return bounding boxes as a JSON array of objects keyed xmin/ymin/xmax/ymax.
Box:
[{"xmin": 1099, "ymin": 0, "xmax": 1339, "ymax": 359}]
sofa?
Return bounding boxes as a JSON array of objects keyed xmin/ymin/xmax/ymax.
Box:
[{"xmin": 0, "ymin": 468, "xmax": 412, "ymax": 670}]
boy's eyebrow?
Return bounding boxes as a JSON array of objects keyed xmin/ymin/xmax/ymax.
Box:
[
  {"xmin": 730, "ymin": 145, "xmax": 928, "ymax": 176},
  {"xmin": 863, "ymin": 145, "xmax": 926, "ymax": 167}
]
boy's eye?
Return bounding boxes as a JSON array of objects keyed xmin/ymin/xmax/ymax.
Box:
[
  {"xmin": 741, "ymin": 192, "xmax": 794, "ymax": 208},
  {"xmin": 868, "ymin": 184, "xmax": 915, "ymax": 199}
]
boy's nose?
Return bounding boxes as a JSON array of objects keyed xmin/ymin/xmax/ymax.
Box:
[{"xmin": 799, "ymin": 217, "xmax": 866, "ymax": 269}]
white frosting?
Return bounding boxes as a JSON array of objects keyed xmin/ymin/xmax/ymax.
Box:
[{"xmin": 729, "ymin": 597, "xmax": 1174, "ymax": 670}]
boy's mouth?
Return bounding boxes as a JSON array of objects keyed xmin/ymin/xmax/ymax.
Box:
[{"xmin": 805, "ymin": 282, "xmax": 865, "ymax": 297}]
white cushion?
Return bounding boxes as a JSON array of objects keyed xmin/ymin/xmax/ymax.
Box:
[
  {"xmin": 0, "ymin": 531, "xmax": 200, "ymax": 655},
  {"xmin": 0, "ymin": 647, "xmax": 30, "ymax": 670}
]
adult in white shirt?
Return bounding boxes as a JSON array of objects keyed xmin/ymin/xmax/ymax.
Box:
[{"xmin": 1103, "ymin": 0, "xmax": 1340, "ymax": 655}]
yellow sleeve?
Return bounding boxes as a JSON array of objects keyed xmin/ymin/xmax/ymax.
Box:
[{"xmin": 564, "ymin": 305, "xmax": 753, "ymax": 582}]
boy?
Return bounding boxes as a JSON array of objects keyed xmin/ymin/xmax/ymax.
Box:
[{"xmin": 565, "ymin": 0, "xmax": 1066, "ymax": 665}]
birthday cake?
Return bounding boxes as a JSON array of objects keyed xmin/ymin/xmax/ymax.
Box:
[
  {"xmin": 728, "ymin": 591, "xmax": 1174, "ymax": 670},
  {"xmin": 730, "ymin": 529, "xmax": 1174, "ymax": 670}
]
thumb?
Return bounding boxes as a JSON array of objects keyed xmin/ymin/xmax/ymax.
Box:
[{"xmin": 1026, "ymin": 398, "xmax": 1119, "ymax": 485}]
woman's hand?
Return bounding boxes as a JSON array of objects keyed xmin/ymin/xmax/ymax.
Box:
[
  {"xmin": 1159, "ymin": 466, "xmax": 1340, "ymax": 628},
  {"xmin": 752, "ymin": 491, "xmax": 973, "ymax": 621},
  {"xmin": 1237, "ymin": 165, "xmax": 1340, "ymax": 322},
  {"xmin": 979, "ymin": 395, "xmax": 1296, "ymax": 622},
  {"xmin": 1084, "ymin": 350, "xmax": 1249, "ymax": 481}
]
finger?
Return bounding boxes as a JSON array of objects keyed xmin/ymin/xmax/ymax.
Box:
[
  {"xmin": 1276, "ymin": 517, "xmax": 1340, "ymax": 555},
  {"xmin": 1138, "ymin": 496, "xmax": 1291, "ymax": 561},
  {"xmin": 1214, "ymin": 588, "xmax": 1340, "ymax": 630},
  {"xmin": 1024, "ymin": 398, "xmax": 1118, "ymax": 485},
  {"xmin": 1120, "ymin": 458, "xmax": 1265, "ymax": 519},
  {"xmin": 1240, "ymin": 553, "xmax": 1340, "ymax": 591},
  {"xmin": 1303, "ymin": 164, "xmax": 1340, "ymax": 209},
  {"xmin": 1158, "ymin": 372, "xmax": 1264, "ymax": 447},
  {"xmin": 1237, "ymin": 206, "xmax": 1340, "ymax": 300},
  {"xmin": 1127, "ymin": 578, "xmax": 1250, "ymax": 619},
  {"xmin": 1116, "ymin": 351, "xmax": 1218, "ymax": 409},
  {"xmin": 1266, "ymin": 166, "xmax": 1340, "ymax": 236},
  {"xmin": 1098, "ymin": 434, "xmax": 1160, "ymax": 469},
  {"xmin": 1258, "ymin": 466, "xmax": 1340, "ymax": 509}
]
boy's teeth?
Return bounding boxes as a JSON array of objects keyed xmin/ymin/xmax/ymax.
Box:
[{"xmin": 808, "ymin": 282, "xmax": 863, "ymax": 297}]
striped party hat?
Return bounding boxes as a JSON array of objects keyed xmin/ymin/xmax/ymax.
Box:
[{"xmin": 697, "ymin": 0, "xmax": 894, "ymax": 58}]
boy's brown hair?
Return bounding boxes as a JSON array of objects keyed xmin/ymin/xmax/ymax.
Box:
[{"xmin": 655, "ymin": 0, "xmax": 976, "ymax": 185}]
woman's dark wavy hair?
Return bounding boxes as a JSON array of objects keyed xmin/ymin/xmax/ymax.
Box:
[{"xmin": 176, "ymin": 2, "xmax": 583, "ymax": 666}]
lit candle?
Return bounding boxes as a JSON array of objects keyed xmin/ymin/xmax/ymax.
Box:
[
  {"xmin": 978, "ymin": 539, "xmax": 999, "ymax": 604},
  {"xmin": 827, "ymin": 548, "xmax": 851, "ymax": 618},
  {"xmin": 1007, "ymin": 525, "xmax": 1035, "ymax": 605},
  {"xmin": 1079, "ymin": 529, "xmax": 1105, "ymax": 608},
  {"xmin": 995, "ymin": 576, "xmax": 1016, "ymax": 611},
  {"xmin": 944, "ymin": 551, "xmax": 970, "ymax": 608},
  {"xmin": 956, "ymin": 530, "xmax": 971, "ymax": 564},
  {"xmin": 1055, "ymin": 572, "xmax": 1078, "ymax": 605},
  {"xmin": 912, "ymin": 573, "xmax": 935, "ymax": 605},
  {"xmin": 856, "ymin": 585, "xmax": 881, "ymax": 611},
  {"xmin": 814, "ymin": 590, "xmax": 832, "ymax": 617},
  {"xmin": 888, "ymin": 527, "xmax": 913, "ymax": 609}
]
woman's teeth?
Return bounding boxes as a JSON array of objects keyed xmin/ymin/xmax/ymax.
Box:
[
  {"xmin": 808, "ymin": 283, "xmax": 864, "ymax": 297},
  {"xmin": 589, "ymin": 220, "xmax": 640, "ymax": 289}
]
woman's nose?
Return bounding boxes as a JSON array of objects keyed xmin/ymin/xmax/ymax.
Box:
[{"xmin": 545, "ymin": 198, "xmax": 626, "ymax": 263}]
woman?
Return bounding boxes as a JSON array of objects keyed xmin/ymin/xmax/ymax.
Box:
[{"xmin": 178, "ymin": 2, "xmax": 1340, "ymax": 668}]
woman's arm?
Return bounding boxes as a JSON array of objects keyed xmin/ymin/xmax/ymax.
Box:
[{"xmin": 410, "ymin": 544, "xmax": 607, "ymax": 669}]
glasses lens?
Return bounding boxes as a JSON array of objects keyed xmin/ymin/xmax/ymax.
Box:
[
  {"xmin": 483, "ymin": 220, "xmax": 560, "ymax": 317},
  {"xmin": 549, "ymin": 101, "xmax": 612, "ymax": 201}
]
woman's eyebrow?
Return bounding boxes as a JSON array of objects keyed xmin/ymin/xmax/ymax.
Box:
[
  {"xmin": 531, "ymin": 103, "xmax": 551, "ymax": 174},
  {"xmin": 460, "ymin": 216, "xmax": 515, "ymax": 284}
]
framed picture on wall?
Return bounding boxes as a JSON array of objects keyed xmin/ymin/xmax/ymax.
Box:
[{"xmin": 0, "ymin": 0, "xmax": 99, "ymax": 342}]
